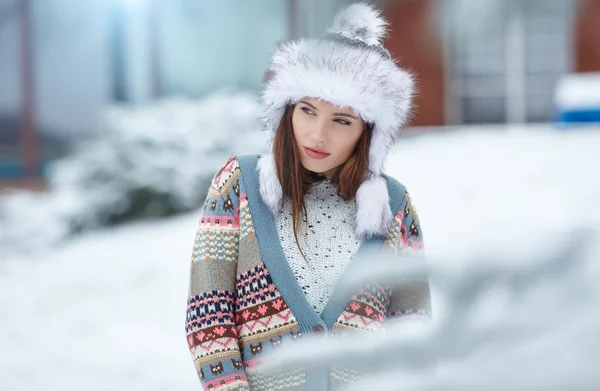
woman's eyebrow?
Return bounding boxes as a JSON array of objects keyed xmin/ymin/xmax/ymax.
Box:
[
  {"xmin": 299, "ymin": 100, "xmax": 357, "ymax": 119},
  {"xmin": 333, "ymin": 112, "xmax": 357, "ymax": 119},
  {"xmin": 299, "ymin": 100, "xmax": 318, "ymax": 110}
]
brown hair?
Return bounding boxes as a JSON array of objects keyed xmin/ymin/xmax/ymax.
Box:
[{"xmin": 272, "ymin": 103, "xmax": 374, "ymax": 261}]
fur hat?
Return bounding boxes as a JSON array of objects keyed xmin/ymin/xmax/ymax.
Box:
[{"xmin": 258, "ymin": 2, "xmax": 415, "ymax": 239}]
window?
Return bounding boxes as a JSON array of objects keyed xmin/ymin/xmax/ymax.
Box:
[{"xmin": 446, "ymin": 0, "xmax": 575, "ymax": 124}]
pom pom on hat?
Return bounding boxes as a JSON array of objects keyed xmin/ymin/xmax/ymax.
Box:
[{"xmin": 327, "ymin": 2, "xmax": 389, "ymax": 46}]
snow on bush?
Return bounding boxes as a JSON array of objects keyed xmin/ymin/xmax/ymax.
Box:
[
  {"xmin": 258, "ymin": 126, "xmax": 600, "ymax": 390},
  {"xmin": 0, "ymin": 92, "xmax": 267, "ymax": 255},
  {"xmin": 262, "ymin": 230, "xmax": 600, "ymax": 390}
]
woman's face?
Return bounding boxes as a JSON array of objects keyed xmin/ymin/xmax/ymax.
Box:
[{"xmin": 292, "ymin": 97, "xmax": 365, "ymax": 180}]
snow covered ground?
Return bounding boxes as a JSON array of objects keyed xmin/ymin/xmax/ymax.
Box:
[{"xmin": 1, "ymin": 125, "xmax": 600, "ymax": 390}]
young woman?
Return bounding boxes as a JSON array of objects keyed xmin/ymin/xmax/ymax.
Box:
[{"xmin": 185, "ymin": 3, "xmax": 431, "ymax": 390}]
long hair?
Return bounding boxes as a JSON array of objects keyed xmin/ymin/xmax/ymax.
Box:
[{"xmin": 272, "ymin": 103, "xmax": 374, "ymax": 261}]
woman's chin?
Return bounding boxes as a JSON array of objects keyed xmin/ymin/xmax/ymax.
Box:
[{"xmin": 299, "ymin": 162, "xmax": 328, "ymax": 176}]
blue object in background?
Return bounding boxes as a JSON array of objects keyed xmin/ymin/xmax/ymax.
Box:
[
  {"xmin": 556, "ymin": 108, "xmax": 600, "ymax": 124},
  {"xmin": 0, "ymin": 158, "xmax": 48, "ymax": 179},
  {"xmin": 554, "ymin": 72, "xmax": 600, "ymax": 127}
]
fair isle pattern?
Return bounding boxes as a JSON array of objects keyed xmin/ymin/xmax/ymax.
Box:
[
  {"xmin": 190, "ymin": 229, "xmax": 238, "ymax": 294},
  {"xmin": 234, "ymin": 200, "xmax": 301, "ymax": 346},
  {"xmin": 353, "ymin": 284, "xmax": 392, "ymax": 316},
  {"xmin": 237, "ymin": 193, "xmax": 265, "ymax": 273},
  {"xmin": 242, "ymin": 333, "xmax": 307, "ymax": 390},
  {"xmin": 404, "ymin": 190, "xmax": 420, "ymax": 226},
  {"xmin": 386, "ymin": 197, "xmax": 431, "ymax": 320},
  {"xmin": 211, "ymin": 155, "xmax": 242, "ymax": 196},
  {"xmin": 186, "ymin": 155, "xmax": 431, "ymax": 390},
  {"xmin": 235, "ymin": 186, "xmax": 307, "ymax": 390},
  {"xmin": 193, "ymin": 227, "xmax": 238, "ymax": 260},
  {"xmin": 400, "ymin": 191, "xmax": 424, "ymax": 250},
  {"xmin": 235, "ymin": 265, "xmax": 299, "ymax": 344},
  {"xmin": 384, "ymin": 190, "xmax": 424, "ymax": 251},
  {"xmin": 203, "ymin": 373, "xmax": 249, "ymax": 391},
  {"xmin": 246, "ymin": 368, "xmax": 306, "ymax": 391},
  {"xmin": 187, "ymin": 156, "xmax": 249, "ymax": 390},
  {"xmin": 333, "ymin": 284, "xmax": 392, "ymax": 332},
  {"xmin": 186, "ymin": 291, "xmax": 235, "ymax": 332},
  {"xmin": 332, "ymin": 194, "xmax": 430, "ymax": 333},
  {"xmin": 190, "ymin": 336, "xmax": 240, "ymax": 366},
  {"xmin": 330, "ymin": 366, "xmax": 365, "ymax": 391},
  {"xmin": 235, "ymin": 263, "xmax": 279, "ymax": 310}
]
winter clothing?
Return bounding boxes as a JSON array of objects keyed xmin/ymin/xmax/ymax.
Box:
[
  {"xmin": 275, "ymin": 179, "xmax": 361, "ymax": 314},
  {"xmin": 259, "ymin": 2, "xmax": 415, "ymax": 239},
  {"xmin": 186, "ymin": 3, "xmax": 430, "ymax": 390},
  {"xmin": 185, "ymin": 154, "xmax": 430, "ymax": 391}
]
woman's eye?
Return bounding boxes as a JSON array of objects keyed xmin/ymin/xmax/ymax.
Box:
[
  {"xmin": 301, "ymin": 107, "xmax": 314, "ymax": 115},
  {"xmin": 335, "ymin": 119, "xmax": 351, "ymax": 126}
]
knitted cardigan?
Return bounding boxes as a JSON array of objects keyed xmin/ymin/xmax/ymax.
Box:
[{"xmin": 185, "ymin": 154, "xmax": 431, "ymax": 391}]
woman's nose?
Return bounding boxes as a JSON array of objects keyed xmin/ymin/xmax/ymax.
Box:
[{"xmin": 310, "ymin": 120, "xmax": 328, "ymax": 144}]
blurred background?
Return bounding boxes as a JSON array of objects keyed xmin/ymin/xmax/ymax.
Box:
[
  {"xmin": 1, "ymin": 0, "xmax": 599, "ymax": 187},
  {"xmin": 1, "ymin": 0, "xmax": 600, "ymax": 184},
  {"xmin": 1, "ymin": 1, "xmax": 599, "ymax": 390}
]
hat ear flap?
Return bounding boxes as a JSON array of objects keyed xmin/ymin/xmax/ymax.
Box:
[
  {"xmin": 258, "ymin": 153, "xmax": 283, "ymax": 216},
  {"xmin": 354, "ymin": 175, "xmax": 392, "ymax": 238}
]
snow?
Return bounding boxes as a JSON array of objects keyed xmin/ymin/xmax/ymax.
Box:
[
  {"xmin": 0, "ymin": 92, "xmax": 268, "ymax": 256},
  {"xmin": 2, "ymin": 125, "xmax": 600, "ymax": 390},
  {"xmin": 555, "ymin": 72, "xmax": 600, "ymax": 110},
  {"xmin": 0, "ymin": 214, "xmax": 199, "ymax": 391}
]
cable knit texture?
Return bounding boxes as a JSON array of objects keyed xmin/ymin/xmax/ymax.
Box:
[{"xmin": 275, "ymin": 180, "xmax": 360, "ymax": 314}]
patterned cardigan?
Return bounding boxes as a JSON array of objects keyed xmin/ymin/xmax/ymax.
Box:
[{"xmin": 185, "ymin": 154, "xmax": 431, "ymax": 391}]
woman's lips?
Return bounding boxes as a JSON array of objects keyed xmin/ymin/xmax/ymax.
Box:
[{"xmin": 304, "ymin": 147, "xmax": 330, "ymax": 160}]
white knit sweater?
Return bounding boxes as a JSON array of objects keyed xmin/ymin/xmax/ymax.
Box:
[{"xmin": 274, "ymin": 180, "xmax": 361, "ymax": 314}]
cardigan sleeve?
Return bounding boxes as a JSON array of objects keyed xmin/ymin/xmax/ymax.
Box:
[
  {"xmin": 185, "ymin": 156, "xmax": 250, "ymax": 391},
  {"xmin": 386, "ymin": 189, "xmax": 432, "ymax": 320}
]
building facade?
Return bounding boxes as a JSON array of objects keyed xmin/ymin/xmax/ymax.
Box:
[{"xmin": 383, "ymin": 0, "xmax": 600, "ymax": 126}]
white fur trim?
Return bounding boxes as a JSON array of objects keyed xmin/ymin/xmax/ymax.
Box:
[
  {"xmin": 354, "ymin": 175, "xmax": 393, "ymax": 238},
  {"xmin": 261, "ymin": 39, "xmax": 414, "ymax": 143},
  {"xmin": 257, "ymin": 153, "xmax": 283, "ymax": 216}
]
